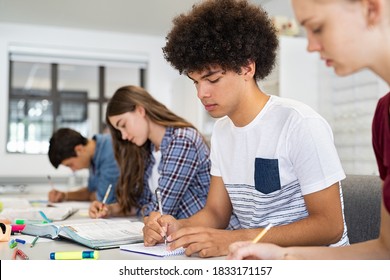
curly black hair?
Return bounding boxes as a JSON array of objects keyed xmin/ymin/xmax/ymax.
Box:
[{"xmin": 163, "ymin": 0, "xmax": 278, "ymax": 81}]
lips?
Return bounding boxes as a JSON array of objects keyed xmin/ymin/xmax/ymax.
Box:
[
  {"xmin": 203, "ymin": 102, "xmax": 217, "ymax": 111},
  {"xmin": 325, "ymin": 59, "xmax": 333, "ymax": 67},
  {"xmin": 321, "ymin": 56, "xmax": 333, "ymax": 67}
]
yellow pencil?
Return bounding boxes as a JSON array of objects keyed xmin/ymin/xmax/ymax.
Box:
[{"xmin": 252, "ymin": 223, "xmax": 273, "ymax": 243}]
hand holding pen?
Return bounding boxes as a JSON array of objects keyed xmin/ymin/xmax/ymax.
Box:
[
  {"xmin": 47, "ymin": 175, "xmax": 67, "ymax": 203},
  {"xmin": 89, "ymin": 184, "xmax": 112, "ymax": 218},
  {"xmin": 155, "ymin": 188, "xmax": 167, "ymax": 245}
]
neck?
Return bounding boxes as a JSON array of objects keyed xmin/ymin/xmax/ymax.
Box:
[
  {"xmin": 230, "ymin": 83, "xmax": 270, "ymax": 127},
  {"xmin": 148, "ymin": 121, "xmax": 166, "ymax": 151},
  {"xmin": 368, "ymin": 26, "xmax": 390, "ymax": 85},
  {"xmin": 86, "ymin": 139, "xmax": 96, "ymax": 159}
]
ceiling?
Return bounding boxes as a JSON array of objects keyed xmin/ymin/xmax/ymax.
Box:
[{"xmin": 0, "ymin": 0, "xmax": 295, "ymax": 37}]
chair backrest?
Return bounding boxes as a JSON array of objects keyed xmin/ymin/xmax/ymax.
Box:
[{"xmin": 341, "ymin": 175, "xmax": 382, "ymax": 244}]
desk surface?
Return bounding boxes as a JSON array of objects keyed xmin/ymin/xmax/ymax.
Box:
[
  {"xmin": 0, "ymin": 234, "xmax": 211, "ymax": 260},
  {"xmin": 0, "ymin": 187, "xmax": 221, "ymax": 260}
]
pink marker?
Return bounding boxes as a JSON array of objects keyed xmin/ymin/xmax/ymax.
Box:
[{"xmin": 11, "ymin": 224, "xmax": 26, "ymax": 233}]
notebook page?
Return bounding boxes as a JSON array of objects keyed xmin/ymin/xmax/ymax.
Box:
[
  {"xmin": 61, "ymin": 219, "xmax": 144, "ymax": 241},
  {"xmin": 120, "ymin": 243, "xmax": 185, "ymax": 257}
]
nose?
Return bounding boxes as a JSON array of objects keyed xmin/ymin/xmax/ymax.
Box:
[
  {"xmin": 120, "ymin": 130, "xmax": 128, "ymax": 141},
  {"xmin": 196, "ymin": 83, "xmax": 210, "ymax": 100},
  {"xmin": 306, "ymin": 33, "xmax": 321, "ymax": 53}
]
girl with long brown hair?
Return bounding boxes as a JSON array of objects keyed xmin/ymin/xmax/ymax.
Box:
[{"xmin": 89, "ymin": 85, "xmax": 210, "ymax": 219}]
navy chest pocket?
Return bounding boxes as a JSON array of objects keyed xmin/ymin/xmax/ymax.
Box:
[{"xmin": 254, "ymin": 158, "xmax": 281, "ymax": 194}]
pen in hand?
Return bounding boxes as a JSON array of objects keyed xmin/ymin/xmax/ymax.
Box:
[
  {"xmin": 155, "ymin": 188, "xmax": 167, "ymax": 245},
  {"xmin": 99, "ymin": 184, "xmax": 112, "ymax": 214},
  {"xmin": 47, "ymin": 175, "xmax": 55, "ymax": 189}
]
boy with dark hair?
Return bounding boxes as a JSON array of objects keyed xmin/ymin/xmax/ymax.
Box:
[
  {"xmin": 48, "ymin": 128, "xmax": 119, "ymax": 204},
  {"xmin": 143, "ymin": 0, "xmax": 349, "ymax": 258}
]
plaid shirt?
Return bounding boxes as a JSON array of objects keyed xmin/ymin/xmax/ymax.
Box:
[{"xmin": 138, "ymin": 126, "xmax": 211, "ymax": 219}]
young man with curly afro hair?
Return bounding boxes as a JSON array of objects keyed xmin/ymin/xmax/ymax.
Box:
[{"xmin": 143, "ymin": 0, "xmax": 349, "ymax": 258}]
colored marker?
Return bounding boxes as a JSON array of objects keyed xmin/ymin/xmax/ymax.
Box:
[
  {"xmin": 15, "ymin": 219, "xmax": 47, "ymax": 225},
  {"xmin": 16, "ymin": 249, "xmax": 29, "ymax": 260},
  {"xmin": 9, "ymin": 239, "xmax": 17, "ymax": 249},
  {"xmin": 11, "ymin": 224, "xmax": 25, "ymax": 233},
  {"xmin": 15, "ymin": 238, "xmax": 26, "ymax": 244},
  {"xmin": 38, "ymin": 210, "xmax": 53, "ymax": 223},
  {"xmin": 50, "ymin": 250, "xmax": 99, "ymax": 260}
]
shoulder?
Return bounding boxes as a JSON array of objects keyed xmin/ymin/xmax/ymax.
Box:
[
  {"xmin": 168, "ymin": 126, "xmax": 204, "ymax": 143},
  {"xmin": 375, "ymin": 92, "xmax": 390, "ymax": 112},
  {"xmin": 94, "ymin": 134, "xmax": 114, "ymax": 155},
  {"xmin": 93, "ymin": 133, "xmax": 112, "ymax": 142},
  {"xmin": 162, "ymin": 127, "xmax": 209, "ymax": 153},
  {"xmin": 270, "ymin": 96, "xmax": 331, "ymax": 130},
  {"xmin": 268, "ymin": 96, "xmax": 321, "ymax": 119}
]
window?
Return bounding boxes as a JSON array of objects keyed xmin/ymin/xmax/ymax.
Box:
[{"xmin": 7, "ymin": 45, "xmax": 147, "ymax": 154}]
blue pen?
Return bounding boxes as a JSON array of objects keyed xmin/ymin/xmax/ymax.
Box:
[{"xmin": 38, "ymin": 211, "xmax": 53, "ymax": 223}]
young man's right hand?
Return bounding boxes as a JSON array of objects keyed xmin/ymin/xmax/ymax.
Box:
[{"xmin": 143, "ymin": 211, "xmax": 181, "ymax": 246}]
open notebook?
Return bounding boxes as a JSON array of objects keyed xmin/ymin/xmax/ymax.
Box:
[
  {"xmin": 22, "ymin": 218, "xmax": 144, "ymax": 249},
  {"xmin": 120, "ymin": 243, "xmax": 185, "ymax": 257}
]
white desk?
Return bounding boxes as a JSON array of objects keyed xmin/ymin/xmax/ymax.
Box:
[
  {"xmin": 0, "ymin": 186, "xmax": 220, "ymax": 260},
  {"xmin": 0, "ymin": 234, "xmax": 211, "ymax": 260}
]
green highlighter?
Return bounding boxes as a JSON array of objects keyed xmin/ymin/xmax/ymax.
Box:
[
  {"xmin": 50, "ymin": 250, "xmax": 99, "ymax": 260},
  {"xmin": 15, "ymin": 219, "xmax": 47, "ymax": 225}
]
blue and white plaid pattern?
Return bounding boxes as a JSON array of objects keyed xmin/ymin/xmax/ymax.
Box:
[{"xmin": 139, "ymin": 127, "xmax": 211, "ymax": 219}]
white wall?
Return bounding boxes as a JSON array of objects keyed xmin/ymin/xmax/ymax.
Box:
[
  {"xmin": 279, "ymin": 36, "xmax": 318, "ymax": 111},
  {"xmin": 0, "ymin": 23, "xmax": 181, "ymax": 179}
]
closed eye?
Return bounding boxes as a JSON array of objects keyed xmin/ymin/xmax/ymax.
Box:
[{"xmin": 208, "ymin": 78, "xmax": 221, "ymax": 83}]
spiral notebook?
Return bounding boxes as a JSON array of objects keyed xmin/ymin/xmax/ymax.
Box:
[{"xmin": 120, "ymin": 243, "xmax": 185, "ymax": 257}]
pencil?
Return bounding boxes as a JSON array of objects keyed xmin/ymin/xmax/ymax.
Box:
[
  {"xmin": 47, "ymin": 175, "xmax": 55, "ymax": 189},
  {"xmin": 252, "ymin": 223, "xmax": 273, "ymax": 243},
  {"xmin": 31, "ymin": 236, "xmax": 39, "ymax": 248},
  {"xmin": 101, "ymin": 184, "xmax": 112, "ymax": 205},
  {"xmin": 99, "ymin": 184, "xmax": 112, "ymax": 214},
  {"xmin": 155, "ymin": 188, "xmax": 167, "ymax": 245}
]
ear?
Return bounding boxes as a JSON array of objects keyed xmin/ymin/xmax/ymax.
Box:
[
  {"xmin": 136, "ymin": 105, "xmax": 146, "ymax": 117},
  {"xmin": 363, "ymin": 0, "xmax": 384, "ymax": 26},
  {"xmin": 74, "ymin": 144, "xmax": 85, "ymax": 156},
  {"xmin": 242, "ymin": 60, "xmax": 256, "ymax": 80}
]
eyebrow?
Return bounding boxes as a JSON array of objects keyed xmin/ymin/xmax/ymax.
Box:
[{"xmin": 188, "ymin": 70, "xmax": 223, "ymax": 81}]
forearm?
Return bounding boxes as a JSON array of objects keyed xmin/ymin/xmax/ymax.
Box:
[
  {"xmin": 285, "ymin": 239, "xmax": 390, "ymax": 260},
  {"xmin": 66, "ymin": 187, "xmax": 91, "ymax": 201},
  {"xmin": 259, "ymin": 215, "xmax": 343, "ymax": 247},
  {"xmin": 178, "ymin": 205, "xmax": 231, "ymax": 229}
]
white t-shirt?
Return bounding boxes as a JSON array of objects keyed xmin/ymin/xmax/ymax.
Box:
[{"xmin": 210, "ymin": 95, "xmax": 349, "ymax": 246}]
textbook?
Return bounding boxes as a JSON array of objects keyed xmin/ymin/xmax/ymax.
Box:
[
  {"xmin": 22, "ymin": 218, "xmax": 144, "ymax": 249},
  {"xmin": 0, "ymin": 206, "xmax": 76, "ymax": 222},
  {"xmin": 120, "ymin": 243, "xmax": 185, "ymax": 257}
]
